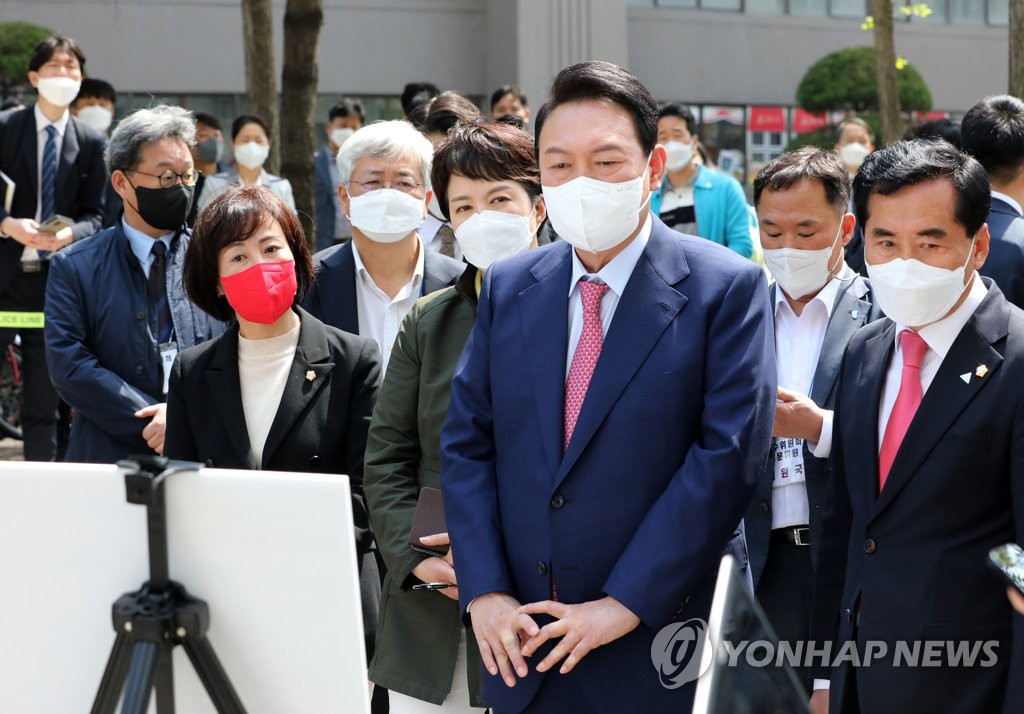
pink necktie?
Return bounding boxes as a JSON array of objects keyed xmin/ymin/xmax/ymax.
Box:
[
  {"xmin": 878, "ymin": 329, "xmax": 929, "ymax": 490},
  {"xmin": 564, "ymin": 280, "xmax": 609, "ymax": 452}
]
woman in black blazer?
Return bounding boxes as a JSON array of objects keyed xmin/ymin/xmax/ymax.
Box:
[{"xmin": 163, "ymin": 183, "xmax": 382, "ymax": 651}]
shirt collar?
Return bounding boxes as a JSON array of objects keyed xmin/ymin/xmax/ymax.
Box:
[
  {"xmin": 34, "ymin": 103, "xmax": 70, "ymax": 138},
  {"xmin": 121, "ymin": 217, "xmax": 174, "ymax": 267},
  {"xmin": 893, "ymin": 272, "xmax": 988, "ymax": 361},
  {"xmin": 351, "ymin": 235, "xmax": 426, "ymax": 289},
  {"xmin": 569, "ymin": 213, "xmax": 652, "ymax": 297},
  {"xmin": 773, "ymin": 263, "xmax": 849, "ymax": 320},
  {"xmin": 991, "ymin": 190, "xmax": 1023, "ymax": 216}
]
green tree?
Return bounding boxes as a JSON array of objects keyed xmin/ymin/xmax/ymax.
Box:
[
  {"xmin": 0, "ymin": 22, "xmax": 55, "ymax": 99},
  {"xmin": 795, "ymin": 46, "xmax": 931, "ymax": 116}
]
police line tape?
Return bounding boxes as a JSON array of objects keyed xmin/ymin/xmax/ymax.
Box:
[{"xmin": 0, "ymin": 312, "xmax": 44, "ymax": 328}]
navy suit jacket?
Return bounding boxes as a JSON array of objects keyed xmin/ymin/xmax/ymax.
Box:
[
  {"xmin": 313, "ymin": 146, "xmax": 339, "ymax": 253},
  {"xmin": 980, "ymin": 196, "xmax": 1024, "ymax": 311},
  {"xmin": 812, "ymin": 279, "xmax": 1024, "ymax": 713},
  {"xmin": 747, "ymin": 273, "xmax": 882, "ymax": 585},
  {"xmin": 440, "ymin": 217, "xmax": 776, "ymax": 713},
  {"xmin": 301, "ymin": 240, "xmax": 464, "ymax": 334},
  {"xmin": 0, "ymin": 106, "xmax": 106, "ymax": 293}
]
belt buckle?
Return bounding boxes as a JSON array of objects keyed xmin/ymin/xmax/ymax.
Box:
[
  {"xmin": 20, "ymin": 261, "xmax": 41, "ymax": 273},
  {"xmin": 793, "ymin": 526, "xmax": 810, "ymax": 547}
]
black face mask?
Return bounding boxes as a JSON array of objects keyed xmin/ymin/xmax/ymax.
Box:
[{"xmin": 128, "ymin": 180, "xmax": 194, "ymax": 232}]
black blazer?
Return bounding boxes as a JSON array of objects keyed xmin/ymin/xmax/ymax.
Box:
[
  {"xmin": 164, "ymin": 307, "xmax": 382, "ymax": 555},
  {"xmin": 746, "ymin": 272, "xmax": 882, "ymax": 586},
  {"xmin": 0, "ymin": 106, "xmax": 106, "ymax": 292},
  {"xmin": 301, "ymin": 240, "xmax": 465, "ymax": 333},
  {"xmin": 980, "ymin": 196, "xmax": 1024, "ymax": 311},
  {"xmin": 811, "ymin": 280, "xmax": 1024, "ymax": 713}
]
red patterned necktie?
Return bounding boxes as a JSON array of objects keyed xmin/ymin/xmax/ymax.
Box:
[
  {"xmin": 564, "ymin": 279, "xmax": 609, "ymax": 452},
  {"xmin": 878, "ymin": 329, "xmax": 929, "ymax": 490}
]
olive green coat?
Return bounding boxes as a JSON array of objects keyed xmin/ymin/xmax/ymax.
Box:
[{"xmin": 363, "ymin": 265, "xmax": 486, "ymax": 707}]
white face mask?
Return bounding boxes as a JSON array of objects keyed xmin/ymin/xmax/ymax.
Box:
[
  {"xmin": 234, "ymin": 142, "xmax": 270, "ymax": 170},
  {"xmin": 542, "ymin": 155, "xmax": 651, "ymax": 254},
  {"xmin": 664, "ymin": 141, "xmax": 693, "ymax": 172},
  {"xmin": 839, "ymin": 142, "xmax": 870, "ymax": 172},
  {"xmin": 75, "ymin": 105, "xmax": 113, "ymax": 133},
  {"xmin": 37, "ymin": 76, "xmax": 81, "ymax": 108},
  {"xmin": 763, "ymin": 224, "xmax": 844, "ymax": 300},
  {"xmin": 454, "ymin": 209, "xmax": 536, "ymax": 270},
  {"xmin": 348, "ymin": 188, "xmax": 425, "ymax": 243},
  {"xmin": 331, "ymin": 127, "xmax": 354, "ymax": 148},
  {"xmin": 865, "ymin": 237, "xmax": 976, "ymax": 327}
]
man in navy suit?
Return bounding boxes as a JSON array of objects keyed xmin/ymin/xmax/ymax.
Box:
[
  {"xmin": 440, "ymin": 61, "xmax": 776, "ymax": 714},
  {"xmin": 313, "ymin": 98, "xmax": 364, "ymax": 253},
  {"xmin": 744, "ymin": 148, "xmax": 882, "ymax": 694},
  {"xmin": 0, "ymin": 35, "xmax": 106, "ymax": 461},
  {"xmin": 810, "ymin": 140, "xmax": 1024, "ymax": 713},
  {"xmin": 962, "ymin": 95, "xmax": 1024, "ymax": 310}
]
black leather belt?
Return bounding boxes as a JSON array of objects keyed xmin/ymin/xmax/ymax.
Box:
[{"xmin": 771, "ymin": 526, "xmax": 810, "ymax": 546}]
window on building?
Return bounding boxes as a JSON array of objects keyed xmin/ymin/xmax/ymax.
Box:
[
  {"xmin": 745, "ymin": 0, "xmax": 785, "ymax": 13},
  {"xmin": 988, "ymin": 0, "xmax": 1009, "ymax": 25},
  {"xmin": 951, "ymin": 0, "xmax": 986, "ymax": 23},
  {"xmin": 701, "ymin": 0, "xmax": 742, "ymax": 9},
  {"xmin": 788, "ymin": 0, "xmax": 828, "ymax": 16},
  {"xmin": 830, "ymin": 0, "xmax": 867, "ymax": 17}
]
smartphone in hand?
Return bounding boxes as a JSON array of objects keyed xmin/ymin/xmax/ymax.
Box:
[
  {"xmin": 988, "ymin": 543, "xmax": 1024, "ymax": 595},
  {"xmin": 37, "ymin": 214, "xmax": 74, "ymax": 234}
]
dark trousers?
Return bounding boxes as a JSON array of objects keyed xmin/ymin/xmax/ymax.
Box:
[
  {"xmin": 0, "ymin": 267, "xmax": 58, "ymax": 461},
  {"xmin": 755, "ymin": 535, "xmax": 813, "ymax": 695}
]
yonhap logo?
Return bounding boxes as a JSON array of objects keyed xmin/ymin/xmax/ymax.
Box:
[{"xmin": 651, "ymin": 617, "xmax": 714, "ymax": 688}]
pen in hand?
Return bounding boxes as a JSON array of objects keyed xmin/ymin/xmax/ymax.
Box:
[{"xmin": 411, "ymin": 582, "xmax": 455, "ymax": 591}]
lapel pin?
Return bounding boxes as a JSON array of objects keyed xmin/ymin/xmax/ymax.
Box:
[
  {"xmin": 960, "ymin": 372, "xmax": 971, "ymax": 384},
  {"xmin": 305, "ymin": 370, "xmax": 316, "ymax": 382},
  {"xmin": 976, "ymin": 364, "xmax": 989, "ymax": 378},
  {"xmin": 850, "ymin": 309, "xmax": 860, "ymax": 320}
]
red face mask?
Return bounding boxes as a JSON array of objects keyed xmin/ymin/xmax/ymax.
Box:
[{"xmin": 220, "ymin": 260, "xmax": 297, "ymax": 325}]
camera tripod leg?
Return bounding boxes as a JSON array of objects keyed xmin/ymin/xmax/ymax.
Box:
[
  {"xmin": 154, "ymin": 647, "xmax": 176, "ymax": 714},
  {"xmin": 182, "ymin": 635, "xmax": 246, "ymax": 714},
  {"xmin": 120, "ymin": 641, "xmax": 160, "ymax": 714},
  {"xmin": 91, "ymin": 633, "xmax": 133, "ymax": 714}
]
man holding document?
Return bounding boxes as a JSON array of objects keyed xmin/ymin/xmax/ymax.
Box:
[{"xmin": 0, "ymin": 35, "xmax": 106, "ymax": 461}]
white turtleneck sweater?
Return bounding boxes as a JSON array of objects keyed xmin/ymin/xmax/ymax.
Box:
[{"xmin": 237, "ymin": 323, "xmax": 300, "ymax": 468}]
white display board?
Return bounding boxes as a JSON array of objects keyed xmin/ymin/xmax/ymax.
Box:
[{"xmin": 0, "ymin": 461, "xmax": 369, "ymax": 714}]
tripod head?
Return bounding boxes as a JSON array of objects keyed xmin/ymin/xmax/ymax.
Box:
[{"xmin": 117, "ymin": 457, "xmax": 203, "ymax": 591}]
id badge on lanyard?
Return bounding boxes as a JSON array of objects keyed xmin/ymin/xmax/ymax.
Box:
[
  {"xmin": 159, "ymin": 341, "xmax": 178, "ymax": 396},
  {"xmin": 772, "ymin": 437, "xmax": 806, "ymax": 487}
]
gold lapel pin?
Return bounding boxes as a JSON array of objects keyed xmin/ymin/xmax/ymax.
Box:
[
  {"xmin": 305, "ymin": 370, "xmax": 316, "ymax": 382},
  {"xmin": 976, "ymin": 364, "xmax": 989, "ymax": 378}
]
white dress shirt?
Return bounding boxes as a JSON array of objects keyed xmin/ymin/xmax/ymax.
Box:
[
  {"xmin": 351, "ymin": 237, "xmax": 425, "ymax": 373},
  {"xmin": 771, "ymin": 272, "xmax": 844, "ymax": 529},
  {"xmin": 23, "ymin": 104, "xmax": 70, "ymax": 261},
  {"xmin": 877, "ymin": 274, "xmax": 988, "ymax": 448},
  {"xmin": 565, "ymin": 215, "xmax": 652, "ymax": 378}
]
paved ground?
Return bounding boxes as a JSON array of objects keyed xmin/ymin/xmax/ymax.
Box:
[{"xmin": 0, "ymin": 438, "xmax": 24, "ymax": 460}]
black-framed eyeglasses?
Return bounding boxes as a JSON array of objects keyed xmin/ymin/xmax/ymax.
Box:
[
  {"xmin": 128, "ymin": 167, "xmax": 199, "ymax": 189},
  {"xmin": 347, "ymin": 178, "xmax": 424, "ymax": 196}
]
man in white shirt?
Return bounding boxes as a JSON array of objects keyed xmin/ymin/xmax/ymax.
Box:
[
  {"xmin": 0, "ymin": 35, "xmax": 106, "ymax": 461},
  {"xmin": 302, "ymin": 120, "xmax": 463, "ymax": 373},
  {"xmin": 810, "ymin": 139, "xmax": 1024, "ymax": 714},
  {"xmin": 744, "ymin": 147, "xmax": 881, "ymax": 695}
]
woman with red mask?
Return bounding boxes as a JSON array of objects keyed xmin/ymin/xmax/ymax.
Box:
[{"xmin": 163, "ymin": 183, "xmax": 384, "ymax": 662}]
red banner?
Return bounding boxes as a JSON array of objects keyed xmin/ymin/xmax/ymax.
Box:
[{"xmin": 749, "ymin": 106, "xmax": 785, "ymax": 133}]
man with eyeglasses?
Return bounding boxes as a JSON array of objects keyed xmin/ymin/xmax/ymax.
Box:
[
  {"xmin": 0, "ymin": 35, "xmax": 107, "ymax": 461},
  {"xmin": 303, "ymin": 120, "xmax": 463, "ymax": 374},
  {"xmin": 44, "ymin": 105, "xmax": 227, "ymax": 463}
]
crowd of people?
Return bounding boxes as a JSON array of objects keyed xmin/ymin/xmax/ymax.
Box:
[{"xmin": 3, "ymin": 32, "xmax": 1024, "ymax": 714}]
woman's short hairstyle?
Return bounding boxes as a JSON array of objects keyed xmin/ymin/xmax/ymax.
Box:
[
  {"xmin": 430, "ymin": 120, "xmax": 541, "ymax": 222},
  {"xmin": 336, "ymin": 120, "xmax": 434, "ymax": 191},
  {"xmin": 231, "ymin": 113, "xmax": 271, "ymax": 142},
  {"xmin": 421, "ymin": 91, "xmax": 482, "ymax": 137},
  {"xmin": 185, "ymin": 184, "xmax": 314, "ymax": 322}
]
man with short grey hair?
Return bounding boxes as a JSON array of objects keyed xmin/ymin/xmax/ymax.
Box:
[
  {"xmin": 303, "ymin": 119, "xmax": 463, "ymax": 373},
  {"xmin": 45, "ymin": 104, "xmax": 226, "ymax": 463}
]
